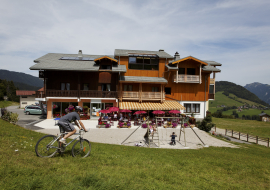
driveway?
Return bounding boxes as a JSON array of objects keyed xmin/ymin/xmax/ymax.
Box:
[{"xmin": 7, "ymin": 106, "xmax": 45, "ymax": 130}]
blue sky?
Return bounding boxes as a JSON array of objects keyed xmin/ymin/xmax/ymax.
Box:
[{"xmin": 0, "ymin": 0, "xmax": 270, "ymax": 86}]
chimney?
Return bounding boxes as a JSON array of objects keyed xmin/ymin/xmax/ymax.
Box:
[
  {"xmin": 174, "ymin": 51, "xmax": 180, "ymax": 60},
  {"xmin": 78, "ymin": 50, "xmax": 83, "ymax": 59},
  {"xmin": 159, "ymin": 49, "xmax": 164, "ymax": 52}
]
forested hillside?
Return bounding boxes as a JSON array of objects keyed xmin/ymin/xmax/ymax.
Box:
[
  {"xmin": 0, "ymin": 79, "xmax": 19, "ymax": 102},
  {"xmin": 215, "ymin": 81, "xmax": 269, "ymax": 107},
  {"xmin": 0, "ymin": 69, "xmax": 43, "ymax": 88}
]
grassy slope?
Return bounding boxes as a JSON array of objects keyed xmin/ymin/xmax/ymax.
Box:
[
  {"xmin": 213, "ymin": 118, "xmax": 270, "ymax": 138},
  {"xmin": 0, "ymin": 101, "xmax": 19, "ymax": 108},
  {"xmin": 1, "ymin": 119, "xmax": 270, "ymax": 189},
  {"xmin": 209, "ymin": 92, "xmax": 270, "ymax": 116}
]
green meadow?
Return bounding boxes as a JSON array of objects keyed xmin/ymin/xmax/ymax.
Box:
[{"xmin": 1, "ymin": 119, "xmax": 270, "ymax": 189}]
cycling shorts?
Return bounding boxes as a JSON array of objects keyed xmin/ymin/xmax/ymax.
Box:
[{"xmin": 58, "ymin": 121, "xmax": 75, "ymax": 132}]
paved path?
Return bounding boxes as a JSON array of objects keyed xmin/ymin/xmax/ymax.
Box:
[
  {"xmin": 34, "ymin": 119, "xmax": 237, "ymax": 149},
  {"xmin": 211, "ymin": 127, "xmax": 269, "ymax": 147},
  {"xmin": 7, "ymin": 105, "xmax": 238, "ymax": 149}
]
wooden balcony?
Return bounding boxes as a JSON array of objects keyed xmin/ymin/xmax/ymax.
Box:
[
  {"xmin": 122, "ymin": 91, "xmax": 165, "ymax": 101},
  {"xmin": 174, "ymin": 74, "xmax": 201, "ymax": 83},
  {"xmin": 208, "ymin": 93, "xmax": 215, "ymax": 100},
  {"xmin": 35, "ymin": 90, "xmax": 118, "ymax": 99},
  {"xmin": 210, "ymin": 78, "xmax": 215, "ymax": 84}
]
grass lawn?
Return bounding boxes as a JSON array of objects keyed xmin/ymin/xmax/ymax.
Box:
[
  {"xmin": 213, "ymin": 118, "xmax": 270, "ymax": 138},
  {"xmin": 1, "ymin": 119, "xmax": 270, "ymax": 189},
  {"xmin": 0, "ymin": 101, "xmax": 19, "ymax": 108}
]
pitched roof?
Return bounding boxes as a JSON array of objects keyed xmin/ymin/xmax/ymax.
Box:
[
  {"xmin": 119, "ymin": 76, "xmax": 167, "ymax": 84},
  {"xmin": 202, "ymin": 65, "xmax": 221, "ymax": 72},
  {"xmin": 203, "ymin": 60, "xmax": 222, "ymax": 66},
  {"xmin": 114, "ymin": 49, "xmax": 173, "ymax": 59},
  {"xmin": 165, "ymin": 64, "xmax": 178, "ymax": 70},
  {"xmin": 169, "ymin": 56, "xmax": 208, "ymax": 65},
  {"xmin": 30, "ymin": 53, "xmax": 125, "ymax": 72},
  {"xmin": 16, "ymin": 90, "xmax": 35, "ymax": 96}
]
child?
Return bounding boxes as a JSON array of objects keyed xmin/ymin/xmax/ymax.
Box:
[{"xmin": 170, "ymin": 132, "xmax": 177, "ymax": 145}]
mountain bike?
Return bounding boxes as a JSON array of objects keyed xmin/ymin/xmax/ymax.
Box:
[{"xmin": 35, "ymin": 126, "xmax": 91, "ymax": 158}]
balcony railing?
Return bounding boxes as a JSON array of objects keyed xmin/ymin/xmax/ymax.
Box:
[
  {"xmin": 210, "ymin": 78, "xmax": 215, "ymax": 84},
  {"xmin": 122, "ymin": 91, "xmax": 165, "ymax": 101},
  {"xmin": 174, "ymin": 74, "xmax": 201, "ymax": 83},
  {"xmin": 35, "ymin": 90, "xmax": 118, "ymax": 99}
]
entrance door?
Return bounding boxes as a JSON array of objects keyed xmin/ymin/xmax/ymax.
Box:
[{"xmin": 91, "ymin": 103, "xmax": 102, "ymax": 119}]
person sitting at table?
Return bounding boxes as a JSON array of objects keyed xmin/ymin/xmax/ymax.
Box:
[
  {"xmin": 103, "ymin": 114, "xmax": 109, "ymax": 120},
  {"xmin": 119, "ymin": 115, "xmax": 123, "ymax": 121},
  {"xmin": 113, "ymin": 112, "xmax": 118, "ymax": 121}
]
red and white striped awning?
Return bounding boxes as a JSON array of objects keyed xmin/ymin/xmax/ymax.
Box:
[{"xmin": 119, "ymin": 101, "xmax": 185, "ymax": 111}]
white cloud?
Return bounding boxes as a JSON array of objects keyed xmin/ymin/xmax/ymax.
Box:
[{"xmin": 0, "ymin": 0, "xmax": 269, "ymax": 86}]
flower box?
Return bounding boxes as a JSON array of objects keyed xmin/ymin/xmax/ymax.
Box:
[
  {"xmin": 163, "ymin": 125, "xmax": 178, "ymax": 128},
  {"xmin": 117, "ymin": 125, "xmax": 131, "ymax": 128},
  {"xmin": 96, "ymin": 124, "xmax": 111, "ymax": 128}
]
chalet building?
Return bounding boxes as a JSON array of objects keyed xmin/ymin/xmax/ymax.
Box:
[
  {"xmin": 16, "ymin": 88, "xmax": 44, "ymax": 108},
  {"xmin": 30, "ymin": 49, "xmax": 221, "ymax": 119}
]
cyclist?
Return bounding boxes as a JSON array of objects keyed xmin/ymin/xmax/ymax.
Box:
[{"xmin": 58, "ymin": 106, "xmax": 87, "ymax": 144}]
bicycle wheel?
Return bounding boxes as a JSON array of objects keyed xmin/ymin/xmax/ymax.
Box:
[
  {"xmin": 35, "ymin": 135, "xmax": 59, "ymax": 158},
  {"xmin": 72, "ymin": 139, "xmax": 91, "ymax": 158}
]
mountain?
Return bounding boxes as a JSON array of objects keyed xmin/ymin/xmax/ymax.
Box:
[
  {"xmin": 0, "ymin": 69, "xmax": 43, "ymax": 90},
  {"xmin": 244, "ymin": 82, "xmax": 270, "ymax": 105},
  {"xmin": 215, "ymin": 81, "xmax": 269, "ymax": 107}
]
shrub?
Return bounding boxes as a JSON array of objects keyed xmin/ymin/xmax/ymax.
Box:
[
  {"xmin": 10, "ymin": 112, "xmax": 18, "ymax": 124},
  {"xmin": 197, "ymin": 115, "xmax": 214, "ymax": 132},
  {"xmin": 105, "ymin": 124, "xmax": 110, "ymax": 128}
]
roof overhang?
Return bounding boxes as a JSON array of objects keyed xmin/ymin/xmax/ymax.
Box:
[
  {"xmin": 119, "ymin": 76, "xmax": 167, "ymax": 84},
  {"xmin": 171, "ymin": 56, "xmax": 208, "ymax": 66}
]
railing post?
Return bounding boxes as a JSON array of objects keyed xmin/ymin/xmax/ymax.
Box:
[
  {"xmin": 247, "ymin": 133, "xmax": 249, "ymax": 142},
  {"xmin": 215, "ymin": 125, "xmax": 216, "ymax": 132},
  {"xmin": 225, "ymin": 129, "xmax": 227, "ymax": 136},
  {"xmin": 239, "ymin": 131, "xmax": 240, "ymax": 140},
  {"xmin": 256, "ymin": 136, "xmax": 258, "ymax": 144},
  {"xmin": 232, "ymin": 130, "xmax": 233, "ymax": 137},
  {"xmin": 268, "ymin": 138, "xmax": 269, "ymax": 148}
]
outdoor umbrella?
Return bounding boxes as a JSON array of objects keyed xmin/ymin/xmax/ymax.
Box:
[
  {"xmin": 169, "ymin": 110, "xmax": 181, "ymax": 114},
  {"xmin": 99, "ymin": 109, "xmax": 111, "ymax": 114},
  {"xmin": 133, "ymin": 111, "xmax": 146, "ymax": 115},
  {"xmin": 152, "ymin": 110, "xmax": 165, "ymax": 115},
  {"xmin": 120, "ymin": 109, "xmax": 132, "ymax": 118},
  {"xmin": 108, "ymin": 107, "xmax": 119, "ymax": 112}
]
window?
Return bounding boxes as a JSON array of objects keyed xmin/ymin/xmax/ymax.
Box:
[
  {"xmin": 22, "ymin": 102, "xmax": 27, "ymax": 104},
  {"xmin": 178, "ymin": 68, "xmax": 185, "ymax": 74},
  {"xmin": 152, "ymin": 87, "xmax": 159, "ymax": 92},
  {"xmin": 184, "ymin": 104, "xmax": 191, "ymax": 113},
  {"xmin": 124, "ymin": 85, "xmax": 133, "ymax": 91},
  {"xmin": 61, "ymin": 83, "xmax": 70, "ymax": 90},
  {"xmin": 83, "ymin": 84, "xmax": 89, "ymax": 90},
  {"xmin": 100, "ymin": 65, "xmax": 111, "ymax": 69},
  {"xmin": 22, "ymin": 96, "xmax": 27, "ymax": 98},
  {"xmin": 102, "ymin": 84, "xmax": 111, "ymax": 91},
  {"xmin": 209, "ymin": 85, "xmax": 214, "ymax": 94},
  {"xmin": 128, "ymin": 56, "xmax": 159, "ymax": 70},
  {"xmin": 165, "ymin": 87, "xmax": 171, "ymax": 95},
  {"xmin": 184, "ymin": 103, "xmax": 200, "ymax": 113},
  {"xmin": 187, "ymin": 68, "xmax": 196, "ymax": 75}
]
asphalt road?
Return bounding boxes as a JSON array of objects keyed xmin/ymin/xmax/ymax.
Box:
[{"xmin": 7, "ymin": 106, "xmax": 45, "ymax": 130}]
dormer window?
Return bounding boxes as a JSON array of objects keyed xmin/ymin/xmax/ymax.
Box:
[
  {"xmin": 100, "ymin": 65, "xmax": 111, "ymax": 70},
  {"xmin": 128, "ymin": 55, "xmax": 159, "ymax": 70}
]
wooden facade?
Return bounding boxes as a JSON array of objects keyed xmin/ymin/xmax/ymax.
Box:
[{"xmin": 33, "ymin": 49, "xmax": 220, "ymax": 119}]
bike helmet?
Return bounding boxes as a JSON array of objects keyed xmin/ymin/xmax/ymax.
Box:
[{"xmin": 75, "ymin": 106, "xmax": 83, "ymax": 112}]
